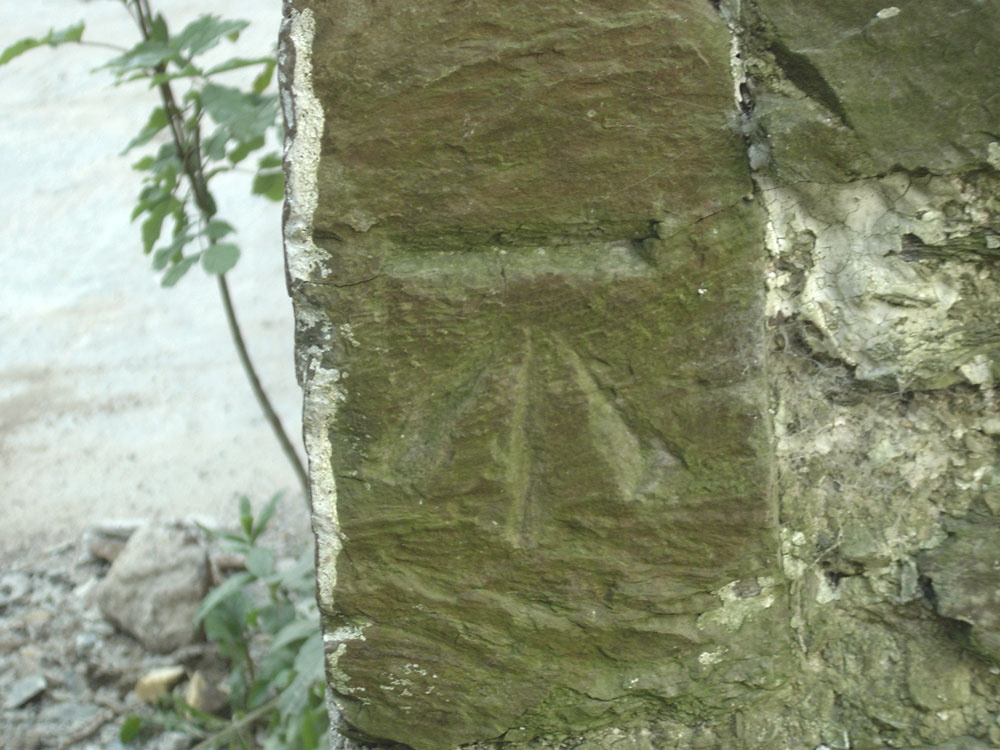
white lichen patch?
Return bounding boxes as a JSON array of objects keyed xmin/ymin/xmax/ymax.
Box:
[
  {"xmin": 875, "ymin": 6, "xmax": 901, "ymax": 20},
  {"xmin": 279, "ymin": 5, "xmax": 367, "ymax": 696},
  {"xmin": 814, "ymin": 573, "xmax": 839, "ymax": 604},
  {"xmin": 987, "ymin": 142, "xmax": 1000, "ymax": 172},
  {"xmin": 698, "ymin": 648, "xmax": 725, "ymax": 666},
  {"xmin": 780, "ymin": 528, "xmax": 809, "ymax": 580},
  {"xmin": 697, "ymin": 577, "xmax": 776, "ymax": 633},
  {"xmin": 761, "ymin": 173, "xmax": 999, "ymax": 388}
]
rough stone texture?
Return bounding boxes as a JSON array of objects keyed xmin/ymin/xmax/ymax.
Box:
[
  {"xmin": 920, "ymin": 520, "xmax": 1000, "ymax": 665},
  {"xmin": 94, "ymin": 523, "xmax": 210, "ymax": 654},
  {"xmin": 747, "ymin": 0, "xmax": 1000, "ymax": 181},
  {"xmin": 738, "ymin": 0, "xmax": 1000, "ymax": 748},
  {"xmin": 284, "ymin": 0, "xmax": 1000, "ymax": 748},
  {"xmin": 283, "ymin": 1, "xmax": 785, "ymax": 747}
]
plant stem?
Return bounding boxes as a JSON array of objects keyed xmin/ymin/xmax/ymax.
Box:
[
  {"xmin": 127, "ymin": 0, "xmax": 310, "ymax": 505},
  {"xmin": 188, "ymin": 697, "xmax": 279, "ymax": 750},
  {"xmin": 217, "ymin": 273, "xmax": 310, "ymax": 500}
]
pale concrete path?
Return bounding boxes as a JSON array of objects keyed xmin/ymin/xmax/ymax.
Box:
[{"xmin": 0, "ymin": 0, "xmax": 308, "ymax": 561}]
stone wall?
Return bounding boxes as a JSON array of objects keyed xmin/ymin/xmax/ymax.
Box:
[{"xmin": 281, "ymin": 1, "xmax": 1000, "ymax": 747}]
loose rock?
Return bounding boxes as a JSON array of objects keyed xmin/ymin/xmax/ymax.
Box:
[
  {"xmin": 3, "ymin": 673, "xmax": 47, "ymax": 709},
  {"xmin": 94, "ymin": 523, "xmax": 210, "ymax": 654},
  {"xmin": 134, "ymin": 665, "xmax": 186, "ymax": 704}
]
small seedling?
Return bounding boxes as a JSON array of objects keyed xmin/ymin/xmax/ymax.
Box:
[{"xmin": 121, "ymin": 495, "xmax": 328, "ymax": 750}]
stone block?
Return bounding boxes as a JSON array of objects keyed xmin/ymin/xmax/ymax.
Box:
[
  {"xmin": 282, "ymin": 2, "xmax": 785, "ymax": 747},
  {"xmin": 752, "ymin": 0, "xmax": 1000, "ymax": 178}
]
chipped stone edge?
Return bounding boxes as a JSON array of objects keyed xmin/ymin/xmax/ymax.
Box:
[
  {"xmin": 278, "ymin": 2, "xmax": 366, "ymax": 729},
  {"xmin": 280, "ymin": 4, "xmax": 324, "ymax": 283}
]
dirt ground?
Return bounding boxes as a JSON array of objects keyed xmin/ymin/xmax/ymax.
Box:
[{"xmin": 0, "ymin": 0, "xmax": 308, "ymax": 564}]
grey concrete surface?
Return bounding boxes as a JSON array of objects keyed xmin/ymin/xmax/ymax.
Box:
[{"xmin": 0, "ymin": 0, "xmax": 304, "ymax": 561}]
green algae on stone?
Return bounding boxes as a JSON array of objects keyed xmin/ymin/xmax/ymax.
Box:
[
  {"xmin": 309, "ymin": 204, "xmax": 787, "ymax": 746},
  {"xmin": 751, "ymin": 0, "xmax": 1000, "ymax": 178},
  {"xmin": 285, "ymin": 1, "xmax": 788, "ymax": 745},
  {"xmin": 307, "ymin": 0, "xmax": 751, "ymax": 250},
  {"xmin": 919, "ymin": 520, "xmax": 1000, "ymax": 666}
]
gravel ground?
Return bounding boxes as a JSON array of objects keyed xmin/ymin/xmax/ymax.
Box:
[
  {"xmin": 0, "ymin": 0, "xmax": 306, "ymax": 563},
  {"xmin": 0, "ymin": 515, "xmax": 314, "ymax": 750}
]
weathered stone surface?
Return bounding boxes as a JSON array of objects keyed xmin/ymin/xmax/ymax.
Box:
[
  {"xmin": 94, "ymin": 523, "xmax": 209, "ymax": 654},
  {"xmin": 305, "ymin": 0, "xmax": 749, "ymax": 252},
  {"xmin": 920, "ymin": 520, "xmax": 1000, "ymax": 666},
  {"xmin": 743, "ymin": 0, "xmax": 1000, "ymax": 747},
  {"xmin": 761, "ymin": 172, "xmax": 1000, "ymax": 388},
  {"xmin": 283, "ymin": 1, "xmax": 782, "ymax": 747},
  {"xmin": 748, "ymin": 0, "xmax": 1000, "ymax": 180},
  {"xmin": 286, "ymin": 0, "xmax": 1000, "ymax": 747}
]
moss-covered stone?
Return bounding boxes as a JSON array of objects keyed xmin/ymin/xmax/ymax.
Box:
[
  {"xmin": 297, "ymin": 200, "xmax": 785, "ymax": 748},
  {"xmin": 305, "ymin": 0, "xmax": 751, "ymax": 250},
  {"xmin": 284, "ymin": 0, "xmax": 1000, "ymax": 747},
  {"xmin": 750, "ymin": 0, "xmax": 1000, "ymax": 178},
  {"xmin": 920, "ymin": 520, "xmax": 1000, "ymax": 666},
  {"xmin": 284, "ymin": 1, "xmax": 788, "ymax": 747}
]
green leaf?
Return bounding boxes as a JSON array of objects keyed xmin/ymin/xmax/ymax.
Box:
[
  {"xmin": 197, "ymin": 524, "xmax": 249, "ymax": 546},
  {"xmin": 47, "ymin": 22, "xmax": 86, "ymax": 45},
  {"xmin": 119, "ymin": 715, "xmax": 144, "ymax": 744},
  {"xmin": 205, "ymin": 219, "xmax": 235, "ymax": 241},
  {"xmin": 173, "ymin": 16, "xmax": 249, "ymax": 58},
  {"xmin": 258, "ymin": 152, "xmax": 282, "ymax": 170},
  {"xmin": 203, "ymin": 594, "xmax": 254, "ymax": 667},
  {"xmin": 252, "ymin": 171, "xmax": 284, "ymax": 202},
  {"xmin": 239, "ymin": 495, "xmax": 253, "ymax": 538},
  {"xmin": 201, "ymin": 83, "xmax": 277, "ymax": 143},
  {"xmin": 202, "ymin": 126, "xmax": 229, "ymax": 162},
  {"xmin": 205, "ymin": 55, "xmax": 274, "ymax": 77},
  {"xmin": 150, "ymin": 229, "xmax": 193, "ymax": 270},
  {"xmin": 294, "ymin": 631, "xmax": 325, "ymax": 680},
  {"xmin": 148, "ymin": 63, "xmax": 201, "ymax": 86},
  {"xmin": 122, "ymin": 107, "xmax": 169, "ymax": 154},
  {"xmin": 141, "ymin": 200, "xmax": 173, "ymax": 254},
  {"xmin": 104, "ymin": 39, "xmax": 177, "ymax": 73},
  {"xmin": 0, "ymin": 22, "xmax": 85, "ymax": 66},
  {"xmin": 131, "ymin": 183, "xmax": 171, "ymax": 222},
  {"xmin": 0, "ymin": 38, "xmax": 42, "ymax": 66},
  {"xmin": 245, "ymin": 546, "xmax": 275, "ymax": 578},
  {"xmin": 195, "ymin": 571, "xmax": 255, "ymax": 625},
  {"xmin": 151, "ymin": 246, "xmax": 174, "ymax": 271},
  {"xmin": 160, "ymin": 254, "xmax": 199, "ymax": 287},
  {"xmin": 276, "ymin": 551, "xmax": 317, "ymax": 596},
  {"xmin": 279, "ymin": 632, "xmax": 325, "ymax": 721},
  {"xmin": 257, "ymin": 599, "xmax": 296, "ymax": 635},
  {"xmin": 131, "ymin": 155, "xmax": 155, "ymax": 171},
  {"xmin": 251, "ymin": 59, "xmax": 276, "ymax": 95},
  {"xmin": 227, "ymin": 136, "xmax": 265, "ymax": 166},
  {"xmin": 270, "ymin": 617, "xmax": 319, "ymax": 652},
  {"xmin": 278, "ymin": 668, "xmax": 311, "ymax": 724},
  {"xmin": 246, "ymin": 675, "xmax": 278, "ymax": 710},
  {"xmin": 201, "ymin": 243, "xmax": 240, "ymax": 275},
  {"xmin": 171, "ymin": 204, "xmax": 188, "ymax": 236},
  {"xmin": 151, "ymin": 142, "xmax": 180, "ymax": 169},
  {"xmin": 301, "ymin": 707, "xmax": 328, "ymax": 750},
  {"xmin": 251, "ymin": 493, "xmax": 281, "ymax": 541},
  {"xmin": 149, "ymin": 13, "xmax": 169, "ymax": 44}
]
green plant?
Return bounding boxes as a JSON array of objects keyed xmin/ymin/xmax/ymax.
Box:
[
  {"xmin": 120, "ymin": 495, "xmax": 328, "ymax": 749},
  {"xmin": 0, "ymin": 1, "xmax": 309, "ymax": 500}
]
